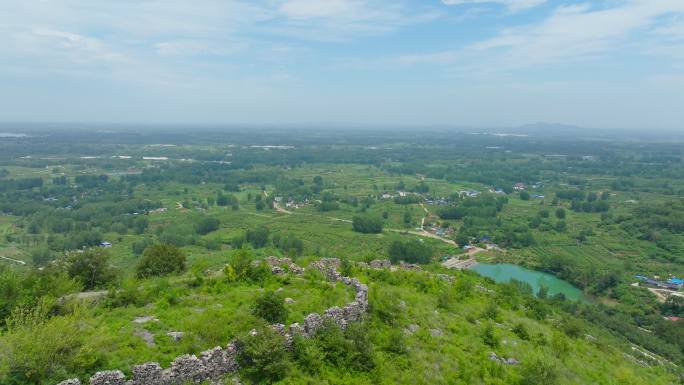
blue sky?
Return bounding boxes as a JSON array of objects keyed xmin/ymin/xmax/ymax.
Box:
[{"xmin": 0, "ymin": 0, "xmax": 682, "ymax": 130}]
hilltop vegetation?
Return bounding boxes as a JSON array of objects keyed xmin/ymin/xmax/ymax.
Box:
[{"xmin": 0, "ymin": 127, "xmax": 683, "ymax": 383}]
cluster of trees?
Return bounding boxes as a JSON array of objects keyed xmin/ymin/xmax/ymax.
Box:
[
  {"xmin": 438, "ymin": 195, "xmax": 506, "ymax": 220},
  {"xmin": 352, "ymin": 215, "xmax": 384, "ymax": 234},
  {"xmin": 232, "ymin": 226, "xmax": 305, "ymax": 256},
  {"xmin": 388, "ymin": 239, "xmax": 434, "ymax": 264},
  {"xmin": 556, "ymin": 190, "xmax": 610, "ymax": 213},
  {"xmin": 393, "ymin": 195, "xmax": 421, "ymax": 205}
]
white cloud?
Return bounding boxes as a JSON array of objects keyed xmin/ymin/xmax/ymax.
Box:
[
  {"xmin": 155, "ymin": 40, "xmax": 247, "ymax": 57},
  {"xmin": 279, "ymin": 0, "xmax": 361, "ymax": 19},
  {"xmin": 441, "ymin": 0, "xmax": 546, "ymax": 12},
  {"xmin": 273, "ymin": 0, "xmax": 440, "ymax": 41},
  {"xmin": 401, "ymin": 0, "xmax": 684, "ymax": 71}
]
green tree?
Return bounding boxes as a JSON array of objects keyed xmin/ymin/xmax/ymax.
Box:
[
  {"xmin": 520, "ymin": 190, "xmax": 530, "ymax": 200},
  {"xmin": 252, "ymin": 291, "xmax": 288, "ymax": 324},
  {"xmin": 555, "ymin": 220, "xmax": 567, "ymax": 233},
  {"xmin": 65, "ymin": 248, "xmax": 117, "ymax": 290},
  {"xmin": 246, "ymin": 226, "xmax": 270, "ymax": 248},
  {"xmin": 403, "ymin": 210, "xmax": 412, "ymax": 225},
  {"xmin": 236, "ymin": 326, "xmax": 291, "ymax": 383},
  {"xmin": 135, "ymin": 244, "xmax": 186, "ymax": 278},
  {"xmin": 555, "ymin": 207, "xmax": 566, "ymax": 219}
]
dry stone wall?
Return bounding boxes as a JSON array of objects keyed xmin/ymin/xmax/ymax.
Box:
[{"xmin": 55, "ymin": 258, "xmax": 367, "ymax": 385}]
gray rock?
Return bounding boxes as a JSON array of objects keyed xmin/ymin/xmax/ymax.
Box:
[
  {"xmin": 430, "ymin": 328, "xmax": 443, "ymax": 337},
  {"xmin": 369, "ymin": 259, "xmax": 391, "ymax": 269},
  {"xmin": 89, "ymin": 370, "xmax": 126, "ymax": 385},
  {"xmin": 132, "ymin": 316, "xmax": 158, "ymax": 324},
  {"xmin": 134, "ymin": 329, "xmax": 155, "ymax": 347},
  {"xmin": 167, "ymin": 354, "xmax": 205, "ymax": 384},
  {"xmin": 406, "ymin": 324, "xmax": 420, "ymax": 334},
  {"xmin": 324, "ymin": 306, "xmax": 346, "ymax": 328},
  {"xmin": 284, "ymin": 297, "xmax": 295, "ymax": 304},
  {"xmin": 200, "ymin": 346, "xmax": 236, "ymax": 378},
  {"xmin": 56, "ymin": 380, "xmax": 81, "ymax": 385},
  {"xmin": 270, "ymin": 323, "xmax": 286, "ymax": 336},
  {"xmin": 131, "ymin": 362, "xmax": 163, "ymax": 385},
  {"xmin": 167, "ymin": 331, "xmax": 185, "ymax": 341},
  {"xmin": 304, "ymin": 313, "xmax": 323, "ymax": 336},
  {"xmin": 343, "ymin": 302, "xmax": 363, "ymax": 322},
  {"xmin": 288, "ymin": 322, "xmax": 304, "ymax": 336},
  {"xmin": 399, "ymin": 261, "xmax": 421, "ymax": 271}
]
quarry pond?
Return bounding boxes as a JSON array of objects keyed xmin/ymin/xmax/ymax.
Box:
[{"xmin": 471, "ymin": 263, "xmax": 590, "ymax": 303}]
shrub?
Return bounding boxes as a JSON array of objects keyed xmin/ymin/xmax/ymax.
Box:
[
  {"xmin": 520, "ymin": 352, "xmax": 559, "ymax": 385},
  {"xmin": 291, "ymin": 334, "xmax": 323, "ymax": 374},
  {"xmin": 560, "ymin": 317, "xmax": 584, "ymax": 338},
  {"xmin": 236, "ymin": 326, "xmax": 291, "ymax": 383},
  {"xmin": 371, "ymin": 287, "xmax": 403, "ymax": 326},
  {"xmin": 482, "ymin": 302, "xmax": 499, "ymax": 320},
  {"xmin": 0, "ymin": 299, "xmax": 95, "ymax": 385},
  {"xmin": 314, "ymin": 320, "xmax": 374, "ymax": 371},
  {"xmin": 481, "ymin": 322, "xmax": 499, "ymax": 348},
  {"xmin": 252, "ymin": 291, "xmax": 288, "ymax": 324},
  {"xmin": 131, "ymin": 238, "xmax": 154, "ymax": 256},
  {"xmin": 383, "ymin": 329, "xmax": 408, "ymax": 355},
  {"xmin": 135, "ymin": 244, "xmax": 186, "ymax": 278},
  {"xmin": 195, "ymin": 217, "xmax": 220, "ymax": 235},
  {"xmin": 513, "ymin": 322, "xmax": 530, "ymax": 340}
]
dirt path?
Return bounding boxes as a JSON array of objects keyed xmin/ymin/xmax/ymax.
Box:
[
  {"xmin": 419, "ymin": 203, "xmax": 429, "ymax": 230},
  {"xmin": 442, "ymin": 257, "xmax": 477, "ymax": 269},
  {"xmin": 648, "ymin": 287, "xmax": 684, "ymax": 303},
  {"xmin": 0, "ymin": 255, "xmax": 26, "ymax": 265},
  {"xmin": 274, "ymin": 202, "xmax": 293, "ymax": 215},
  {"xmin": 386, "ymin": 228, "xmax": 457, "ymax": 246}
]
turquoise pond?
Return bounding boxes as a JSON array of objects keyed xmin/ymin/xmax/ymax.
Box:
[{"xmin": 470, "ymin": 263, "xmax": 590, "ymax": 302}]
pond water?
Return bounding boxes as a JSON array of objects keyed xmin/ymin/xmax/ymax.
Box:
[{"xmin": 471, "ymin": 263, "xmax": 589, "ymax": 302}]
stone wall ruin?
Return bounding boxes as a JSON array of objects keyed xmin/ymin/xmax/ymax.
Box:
[{"xmin": 56, "ymin": 258, "xmax": 368, "ymax": 385}]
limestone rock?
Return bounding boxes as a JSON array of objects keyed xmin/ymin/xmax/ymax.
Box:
[
  {"xmin": 57, "ymin": 380, "xmax": 81, "ymax": 385},
  {"xmin": 369, "ymin": 259, "xmax": 391, "ymax": 269},
  {"xmin": 167, "ymin": 354, "xmax": 205, "ymax": 384},
  {"xmin": 304, "ymin": 313, "xmax": 323, "ymax": 336},
  {"xmin": 167, "ymin": 331, "xmax": 185, "ymax": 341},
  {"xmin": 131, "ymin": 362, "xmax": 163, "ymax": 385},
  {"xmin": 132, "ymin": 316, "xmax": 158, "ymax": 324},
  {"xmin": 89, "ymin": 370, "xmax": 126, "ymax": 385}
]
